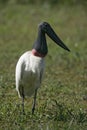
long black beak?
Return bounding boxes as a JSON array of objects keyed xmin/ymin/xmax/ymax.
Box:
[{"xmin": 46, "ymin": 25, "xmax": 70, "ymax": 52}]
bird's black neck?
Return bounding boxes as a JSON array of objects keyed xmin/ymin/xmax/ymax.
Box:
[{"xmin": 32, "ymin": 28, "xmax": 48, "ymax": 57}]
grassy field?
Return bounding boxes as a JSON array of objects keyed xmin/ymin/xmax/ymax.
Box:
[{"xmin": 0, "ymin": 3, "xmax": 87, "ymax": 130}]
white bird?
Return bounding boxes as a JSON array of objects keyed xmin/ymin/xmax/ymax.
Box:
[{"xmin": 15, "ymin": 22, "xmax": 70, "ymax": 114}]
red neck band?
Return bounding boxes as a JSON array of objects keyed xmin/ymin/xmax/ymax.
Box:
[{"xmin": 32, "ymin": 49, "xmax": 46, "ymax": 58}]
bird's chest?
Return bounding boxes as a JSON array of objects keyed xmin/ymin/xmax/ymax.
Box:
[
  {"xmin": 29, "ymin": 55, "xmax": 45, "ymax": 73},
  {"xmin": 23, "ymin": 55, "xmax": 45, "ymax": 83}
]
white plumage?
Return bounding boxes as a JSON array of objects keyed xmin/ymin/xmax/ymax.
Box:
[
  {"xmin": 16, "ymin": 51, "xmax": 45, "ymax": 97},
  {"xmin": 15, "ymin": 51, "xmax": 45, "ymax": 114}
]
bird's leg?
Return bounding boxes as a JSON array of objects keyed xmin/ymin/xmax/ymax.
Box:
[
  {"xmin": 21, "ymin": 86, "xmax": 25, "ymax": 115},
  {"xmin": 32, "ymin": 89, "xmax": 37, "ymax": 115}
]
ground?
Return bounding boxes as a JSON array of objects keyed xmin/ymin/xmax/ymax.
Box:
[{"xmin": 0, "ymin": 3, "xmax": 87, "ymax": 130}]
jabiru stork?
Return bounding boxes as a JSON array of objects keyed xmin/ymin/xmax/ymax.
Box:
[{"xmin": 15, "ymin": 22, "xmax": 70, "ymax": 114}]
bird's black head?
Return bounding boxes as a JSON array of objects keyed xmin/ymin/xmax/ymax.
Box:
[
  {"xmin": 32, "ymin": 22, "xmax": 70, "ymax": 57},
  {"xmin": 38, "ymin": 22, "xmax": 50, "ymax": 32},
  {"xmin": 38, "ymin": 22, "xmax": 70, "ymax": 52}
]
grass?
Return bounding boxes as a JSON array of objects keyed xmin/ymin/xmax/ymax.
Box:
[{"xmin": 0, "ymin": 3, "xmax": 87, "ymax": 130}]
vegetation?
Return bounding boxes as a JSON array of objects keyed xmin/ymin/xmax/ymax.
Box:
[
  {"xmin": 0, "ymin": 0, "xmax": 87, "ymax": 5},
  {"xmin": 0, "ymin": 2, "xmax": 87, "ymax": 130}
]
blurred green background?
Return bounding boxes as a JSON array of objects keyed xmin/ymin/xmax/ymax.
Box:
[
  {"xmin": 0, "ymin": 0, "xmax": 87, "ymax": 5},
  {"xmin": 0, "ymin": 0, "xmax": 87, "ymax": 130}
]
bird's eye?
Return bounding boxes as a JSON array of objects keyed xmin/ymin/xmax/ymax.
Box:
[
  {"xmin": 43, "ymin": 24, "xmax": 48, "ymax": 32},
  {"xmin": 45, "ymin": 23, "xmax": 48, "ymax": 27}
]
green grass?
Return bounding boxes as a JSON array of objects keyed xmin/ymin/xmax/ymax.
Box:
[{"xmin": 0, "ymin": 3, "xmax": 87, "ymax": 130}]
